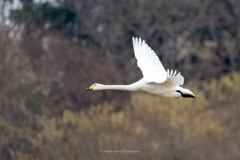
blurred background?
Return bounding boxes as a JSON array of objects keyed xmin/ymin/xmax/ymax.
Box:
[{"xmin": 0, "ymin": 0, "xmax": 240, "ymax": 159}]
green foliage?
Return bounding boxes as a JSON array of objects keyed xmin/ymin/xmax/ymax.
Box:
[
  {"xmin": 214, "ymin": 72, "xmax": 240, "ymax": 94},
  {"xmin": 34, "ymin": 79, "xmax": 238, "ymax": 159},
  {"xmin": 206, "ymin": 72, "xmax": 240, "ymax": 103},
  {"xmin": 0, "ymin": 72, "xmax": 240, "ymax": 159},
  {"xmin": 0, "ymin": 116, "xmax": 34, "ymax": 160},
  {"xmin": 63, "ymin": 110, "xmax": 94, "ymax": 132},
  {"xmin": 130, "ymin": 89, "xmax": 224, "ymax": 142},
  {"xmin": 10, "ymin": 2, "xmax": 76, "ymax": 30}
]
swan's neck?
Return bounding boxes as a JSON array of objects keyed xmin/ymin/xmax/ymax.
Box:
[{"xmin": 95, "ymin": 83, "xmax": 140, "ymax": 91}]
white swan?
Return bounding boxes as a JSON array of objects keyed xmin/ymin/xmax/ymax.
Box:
[{"xmin": 86, "ymin": 37, "xmax": 196, "ymax": 98}]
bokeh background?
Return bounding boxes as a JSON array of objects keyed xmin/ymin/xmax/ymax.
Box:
[{"xmin": 0, "ymin": 0, "xmax": 240, "ymax": 159}]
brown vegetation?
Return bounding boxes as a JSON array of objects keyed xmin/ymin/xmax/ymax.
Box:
[{"xmin": 0, "ymin": 0, "xmax": 240, "ymax": 159}]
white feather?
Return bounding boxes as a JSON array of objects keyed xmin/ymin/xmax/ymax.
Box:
[
  {"xmin": 166, "ymin": 71, "xmax": 184, "ymax": 86},
  {"xmin": 132, "ymin": 37, "xmax": 167, "ymax": 83}
]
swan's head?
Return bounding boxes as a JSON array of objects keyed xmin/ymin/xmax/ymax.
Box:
[
  {"xmin": 176, "ymin": 88, "xmax": 196, "ymax": 98},
  {"xmin": 85, "ymin": 83, "xmax": 102, "ymax": 91}
]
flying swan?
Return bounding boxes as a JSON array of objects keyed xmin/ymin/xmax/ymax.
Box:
[{"xmin": 86, "ymin": 37, "xmax": 196, "ymax": 98}]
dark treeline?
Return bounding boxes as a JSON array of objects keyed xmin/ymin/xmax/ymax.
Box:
[{"xmin": 0, "ymin": 0, "xmax": 240, "ymax": 159}]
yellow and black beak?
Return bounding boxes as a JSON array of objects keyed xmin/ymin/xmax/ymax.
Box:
[{"xmin": 85, "ymin": 84, "xmax": 95, "ymax": 91}]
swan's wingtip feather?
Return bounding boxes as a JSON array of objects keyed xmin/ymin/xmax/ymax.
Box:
[{"xmin": 132, "ymin": 37, "xmax": 146, "ymax": 45}]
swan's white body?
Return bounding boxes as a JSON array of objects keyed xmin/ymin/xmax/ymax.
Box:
[{"xmin": 86, "ymin": 37, "xmax": 195, "ymax": 98}]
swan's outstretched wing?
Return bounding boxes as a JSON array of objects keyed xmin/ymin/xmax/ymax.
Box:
[{"xmin": 132, "ymin": 37, "xmax": 167, "ymax": 83}]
